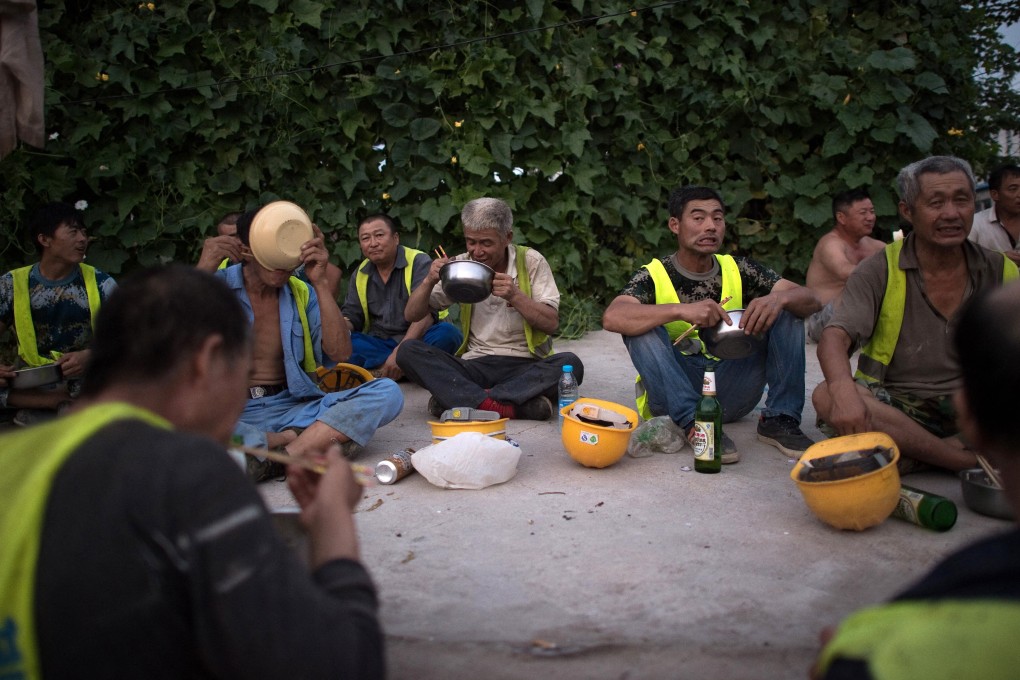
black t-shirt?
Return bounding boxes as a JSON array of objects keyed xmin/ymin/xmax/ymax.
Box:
[{"xmin": 35, "ymin": 420, "xmax": 383, "ymax": 679}]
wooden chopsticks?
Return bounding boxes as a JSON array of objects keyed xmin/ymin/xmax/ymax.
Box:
[
  {"xmin": 673, "ymin": 296, "xmax": 733, "ymax": 346},
  {"xmin": 976, "ymin": 453, "xmax": 1004, "ymax": 490},
  {"xmin": 237, "ymin": 445, "xmax": 375, "ymax": 485},
  {"xmin": 433, "ymin": 245, "xmax": 448, "ymax": 259}
]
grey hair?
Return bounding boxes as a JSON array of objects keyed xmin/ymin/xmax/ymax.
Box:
[
  {"xmin": 461, "ymin": 198, "xmax": 513, "ymax": 239},
  {"xmin": 896, "ymin": 155, "xmax": 976, "ymax": 208}
]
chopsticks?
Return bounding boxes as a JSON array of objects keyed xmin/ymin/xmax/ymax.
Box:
[
  {"xmin": 673, "ymin": 296, "xmax": 733, "ymax": 346},
  {"xmin": 238, "ymin": 445, "xmax": 375, "ymax": 486},
  {"xmin": 433, "ymin": 245, "xmax": 448, "ymax": 259},
  {"xmin": 976, "ymin": 453, "xmax": 1004, "ymax": 490}
]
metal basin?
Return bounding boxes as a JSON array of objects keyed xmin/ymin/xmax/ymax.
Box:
[
  {"xmin": 699, "ymin": 309, "xmax": 765, "ymax": 359},
  {"xmin": 960, "ymin": 468, "xmax": 1014, "ymax": 520},
  {"xmin": 440, "ymin": 260, "xmax": 495, "ymax": 303},
  {"xmin": 10, "ymin": 364, "xmax": 63, "ymax": 389}
]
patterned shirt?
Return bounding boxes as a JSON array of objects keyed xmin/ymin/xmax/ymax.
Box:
[
  {"xmin": 619, "ymin": 254, "xmax": 781, "ymax": 305},
  {"xmin": 0, "ymin": 264, "xmax": 117, "ymax": 359}
]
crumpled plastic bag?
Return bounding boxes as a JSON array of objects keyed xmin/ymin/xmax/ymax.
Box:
[
  {"xmin": 626, "ymin": 415, "xmax": 687, "ymax": 458},
  {"xmin": 412, "ymin": 431, "xmax": 522, "ymax": 489}
]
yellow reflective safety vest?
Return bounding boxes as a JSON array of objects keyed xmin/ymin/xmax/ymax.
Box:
[
  {"xmin": 287, "ymin": 277, "xmax": 317, "ymax": 373},
  {"xmin": 855, "ymin": 240, "xmax": 1019, "ymax": 384},
  {"xmin": 634, "ymin": 255, "xmax": 742, "ymax": 420},
  {"xmin": 11, "ymin": 264, "xmax": 101, "ymax": 367},
  {"xmin": 455, "ymin": 245, "xmax": 552, "ymax": 358},
  {"xmin": 353, "ymin": 246, "xmax": 447, "ymax": 332},
  {"xmin": 0, "ymin": 403, "xmax": 171, "ymax": 680},
  {"xmin": 816, "ymin": 599, "xmax": 1020, "ymax": 680}
]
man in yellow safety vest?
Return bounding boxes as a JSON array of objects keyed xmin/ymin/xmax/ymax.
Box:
[
  {"xmin": 340, "ymin": 214, "xmax": 461, "ymax": 381},
  {"xmin": 0, "ymin": 202, "xmax": 116, "ymax": 426},
  {"xmin": 813, "ymin": 281, "xmax": 1020, "ymax": 680},
  {"xmin": 602, "ymin": 185, "xmax": 822, "ymax": 462},
  {"xmin": 813, "ymin": 156, "xmax": 1018, "ymax": 473}
]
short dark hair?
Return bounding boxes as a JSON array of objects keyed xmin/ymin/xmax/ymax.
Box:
[
  {"xmin": 29, "ymin": 202, "xmax": 85, "ymax": 254},
  {"xmin": 988, "ymin": 164, "xmax": 1020, "ymax": 193},
  {"xmin": 358, "ymin": 214, "xmax": 398, "ymax": 234},
  {"xmin": 81, "ymin": 265, "xmax": 249, "ymax": 396},
  {"xmin": 955, "ymin": 282, "xmax": 1020, "ymax": 449},
  {"xmin": 234, "ymin": 208, "xmax": 260, "ymax": 247},
  {"xmin": 217, "ymin": 211, "xmax": 243, "ymax": 227},
  {"xmin": 668, "ymin": 186, "xmax": 726, "ymax": 219},
  {"xmin": 832, "ymin": 188, "xmax": 871, "ymax": 220}
]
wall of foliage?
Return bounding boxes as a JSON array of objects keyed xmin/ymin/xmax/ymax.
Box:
[{"xmin": 1, "ymin": 0, "xmax": 1018, "ymax": 299}]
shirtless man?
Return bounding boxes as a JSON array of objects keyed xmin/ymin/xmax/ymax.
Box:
[
  {"xmin": 216, "ymin": 206, "xmax": 403, "ymax": 481},
  {"xmin": 804, "ymin": 188, "xmax": 886, "ymax": 342}
]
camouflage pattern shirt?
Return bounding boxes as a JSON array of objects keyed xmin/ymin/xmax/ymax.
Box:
[{"xmin": 619, "ymin": 253, "xmax": 781, "ymax": 304}]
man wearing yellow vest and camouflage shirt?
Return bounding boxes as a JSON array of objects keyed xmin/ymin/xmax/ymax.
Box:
[
  {"xmin": 603, "ymin": 186, "xmax": 821, "ymax": 462},
  {"xmin": 813, "ymin": 156, "xmax": 1018, "ymax": 473},
  {"xmin": 397, "ymin": 197, "xmax": 582, "ymax": 420},
  {"xmin": 341, "ymin": 214, "xmax": 461, "ymax": 380},
  {"xmin": 0, "ymin": 202, "xmax": 116, "ymax": 426}
]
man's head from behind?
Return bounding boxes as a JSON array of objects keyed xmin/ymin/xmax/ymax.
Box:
[
  {"xmin": 29, "ymin": 202, "xmax": 87, "ymax": 256},
  {"xmin": 955, "ymin": 282, "xmax": 1020, "ymax": 484},
  {"xmin": 82, "ymin": 265, "xmax": 251, "ymax": 441},
  {"xmin": 896, "ymin": 155, "xmax": 976, "ymax": 247},
  {"xmin": 357, "ymin": 214, "xmax": 399, "ymax": 266}
]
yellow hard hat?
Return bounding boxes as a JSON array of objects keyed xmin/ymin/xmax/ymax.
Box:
[
  {"xmin": 561, "ymin": 398, "xmax": 637, "ymax": 468},
  {"xmin": 315, "ymin": 363, "xmax": 374, "ymax": 392},
  {"xmin": 790, "ymin": 432, "xmax": 901, "ymax": 531}
]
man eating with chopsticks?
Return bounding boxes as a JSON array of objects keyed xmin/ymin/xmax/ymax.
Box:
[{"xmin": 603, "ymin": 185, "xmax": 821, "ymax": 462}]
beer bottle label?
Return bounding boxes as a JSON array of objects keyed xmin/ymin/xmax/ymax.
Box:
[{"xmin": 692, "ymin": 421, "xmax": 715, "ymax": 461}]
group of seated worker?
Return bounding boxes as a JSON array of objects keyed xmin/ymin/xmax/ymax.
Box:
[{"xmin": 0, "ymin": 202, "xmax": 117, "ymax": 426}]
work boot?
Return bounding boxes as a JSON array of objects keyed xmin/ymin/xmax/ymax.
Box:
[
  {"xmin": 757, "ymin": 415, "xmax": 815, "ymax": 457},
  {"xmin": 427, "ymin": 396, "xmax": 444, "ymax": 418},
  {"xmin": 246, "ymin": 456, "xmax": 286, "ymax": 484},
  {"xmin": 685, "ymin": 424, "xmax": 740, "ymax": 464},
  {"xmin": 515, "ymin": 395, "xmax": 553, "ymax": 421}
]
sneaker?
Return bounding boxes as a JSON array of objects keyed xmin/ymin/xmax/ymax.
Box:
[
  {"xmin": 427, "ymin": 396, "xmax": 444, "ymax": 418},
  {"xmin": 13, "ymin": 408, "xmax": 57, "ymax": 428},
  {"xmin": 757, "ymin": 415, "xmax": 815, "ymax": 457},
  {"xmin": 515, "ymin": 395, "xmax": 553, "ymax": 421},
  {"xmin": 337, "ymin": 439, "xmax": 362, "ymax": 460},
  {"xmin": 685, "ymin": 424, "xmax": 740, "ymax": 464}
]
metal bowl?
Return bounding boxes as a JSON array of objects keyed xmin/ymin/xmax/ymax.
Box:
[
  {"xmin": 699, "ymin": 309, "xmax": 765, "ymax": 359},
  {"xmin": 960, "ymin": 468, "xmax": 1015, "ymax": 520},
  {"xmin": 440, "ymin": 260, "xmax": 495, "ymax": 303}
]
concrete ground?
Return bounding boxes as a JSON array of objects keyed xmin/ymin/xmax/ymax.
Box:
[{"xmin": 258, "ymin": 329, "xmax": 1008, "ymax": 680}]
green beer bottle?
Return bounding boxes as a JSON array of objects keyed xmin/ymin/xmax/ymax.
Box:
[
  {"xmin": 693, "ymin": 369, "xmax": 722, "ymax": 474},
  {"xmin": 891, "ymin": 484, "xmax": 957, "ymax": 531}
]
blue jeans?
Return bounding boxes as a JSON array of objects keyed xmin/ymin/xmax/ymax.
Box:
[
  {"xmin": 624, "ymin": 310, "xmax": 806, "ymax": 429},
  {"xmin": 348, "ymin": 322, "xmax": 463, "ymax": 369}
]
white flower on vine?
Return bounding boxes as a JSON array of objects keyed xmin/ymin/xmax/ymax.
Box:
[
  {"xmin": 49, "ymin": 132, "xmax": 59, "ymax": 140},
  {"xmin": 74, "ymin": 200, "xmax": 89, "ymax": 210}
]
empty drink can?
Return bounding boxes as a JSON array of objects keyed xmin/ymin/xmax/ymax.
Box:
[{"xmin": 375, "ymin": 448, "xmax": 416, "ymax": 485}]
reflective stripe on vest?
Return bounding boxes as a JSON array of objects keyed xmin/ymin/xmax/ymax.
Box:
[
  {"xmin": 287, "ymin": 277, "xmax": 317, "ymax": 373},
  {"xmin": 817, "ymin": 599, "xmax": 1020, "ymax": 680},
  {"xmin": 855, "ymin": 241, "xmax": 1019, "ymax": 384},
  {"xmin": 354, "ymin": 246, "xmax": 426, "ymax": 333},
  {"xmin": 455, "ymin": 245, "xmax": 552, "ymax": 358},
  {"xmin": 0, "ymin": 403, "xmax": 172, "ymax": 680},
  {"xmin": 12, "ymin": 263, "xmax": 101, "ymax": 367},
  {"xmin": 634, "ymin": 255, "xmax": 742, "ymax": 420}
]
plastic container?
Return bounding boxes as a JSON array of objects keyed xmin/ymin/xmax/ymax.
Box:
[{"xmin": 557, "ymin": 365, "xmax": 579, "ymax": 429}]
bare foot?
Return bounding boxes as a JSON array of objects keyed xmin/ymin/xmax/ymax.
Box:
[{"xmin": 266, "ymin": 429, "xmax": 299, "ymax": 450}]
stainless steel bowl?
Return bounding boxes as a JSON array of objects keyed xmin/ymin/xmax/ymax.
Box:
[
  {"xmin": 440, "ymin": 260, "xmax": 495, "ymax": 303},
  {"xmin": 960, "ymin": 468, "xmax": 1015, "ymax": 520},
  {"xmin": 9, "ymin": 364, "xmax": 64, "ymax": 389},
  {"xmin": 699, "ymin": 309, "xmax": 765, "ymax": 359}
]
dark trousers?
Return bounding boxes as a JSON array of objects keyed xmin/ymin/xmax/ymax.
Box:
[{"xmin": 396, "ymin": 339, "xmax": 583, "ymax": 409}]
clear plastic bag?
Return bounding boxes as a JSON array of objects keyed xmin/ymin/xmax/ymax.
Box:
[
  {"xmin": 626, "ymin": 415, "xmax": 687, "ymax": 458},
  {"xmin": 412, "ymin": 432, "xmax": 522, "ymax": 489}
]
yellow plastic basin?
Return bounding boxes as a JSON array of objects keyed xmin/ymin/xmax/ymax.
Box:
[{"xmin": 428, "ymin": 415, "xmax": 508, "ymax": 444}]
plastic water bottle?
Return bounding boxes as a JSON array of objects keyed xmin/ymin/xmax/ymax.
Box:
[{"xmin": 557, "ymin": 365, "xmax": 579, "ymax": 428}]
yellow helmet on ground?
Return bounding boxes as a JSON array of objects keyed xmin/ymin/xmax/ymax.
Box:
[
  {"xmin": 791, "ymin": 432, "xmax": 901, "ymax": 531},
  {"xmin": 561, "ymin": 398, "xmax": 637, "ymax": 469}
]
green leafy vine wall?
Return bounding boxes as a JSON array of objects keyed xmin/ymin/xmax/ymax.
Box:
[{"xmin": 2, "ymin": 0, "xmax": 1018, "ymax": 300}]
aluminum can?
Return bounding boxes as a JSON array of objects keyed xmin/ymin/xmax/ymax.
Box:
[{"xmin": 375, "ymin": 448, "xmax": 416, "ymax": 485}]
